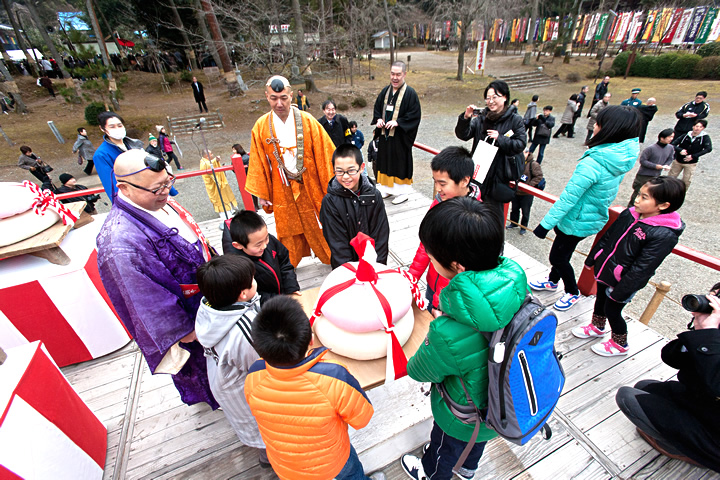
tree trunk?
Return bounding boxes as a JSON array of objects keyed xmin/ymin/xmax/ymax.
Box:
[
  {"xmin": 199, "ymin": 0, "xmax": 241, "ymax": 96},
  {"xmin": 23, "ymin": 0, "xmax": 81, "ymax": 97},
  {"xmin": 86, "ymin": 0, "xmax": 119, "ymax": 109},
  {"xmin": 93, "ymin": 0, "xmax": 124, "ymax": 60},
  {"xmin": 524, "ymin": 0, "xmax": 540, "ymax": 65},
  {"xmin": 318, "ymin": 0, "xmax": 326, "ymax": 52},
  {"xmin": 1, "ymin": 0, "xmax": 37, "ymax": 76},
  {"xmin": 0, "ymin": 58, "xmax": 27, "ymax": 113},
  {"xmin": 291, "ymin": 0, "xmax": 318, "ymax": 92},
  {"xmin": 383, "ymin": 0, "xmax": 394, "ymax": 64},
  {"xmin": 456, "ymin": 23, "xmax": 467, "ymax": 81},
  {"xmin": 168, "ymin": 0, "xmax": 198, "ymax": 70},
  {"xmin": 194, "ymin": 0, "xmax": 223, "ymax": 70}
]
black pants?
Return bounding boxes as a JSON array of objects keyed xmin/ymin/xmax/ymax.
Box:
[
  {"xmin": 547, "ymin": 228, "xmax": 585, "ymax": 295},
  {"xmin": 585, "ymin": 129, "xmax": 593, "ymax": 144},
  {"xmin": 569, "ymin": 114, "xmax": 580, "ymax": 137},
  {"xmin": 510, "ymin": 194, "xmax": 534, "ymax": 227},
  {"xmin": 553, "ymin": 124, "xmax": 571, "ymax": 138},
  {"xmin": 197, "ymin": 100, "xmax": 208, "ymax": 112},
  {"xmin": 593, "ymin": 284, "xmax": 628, "ymax": 335},
  {"xmin": 421, "ymin": 421, "xmax": 487, "ymax": 480},
  {"xmin": 83, "ymin": 159, "xmax": 95, "ymax": 176},
  {"xmin": 166, "ymin": 151, "xmax": 182, "ymax": 169},
  {"xmin": 526, "ymin": 124, "xmax": 534, "ymax": 143}
]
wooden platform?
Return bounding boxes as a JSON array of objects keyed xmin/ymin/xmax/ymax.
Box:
[{"xmin": 61, "ymin": 192, "xmax": 720, "ymax": 479}]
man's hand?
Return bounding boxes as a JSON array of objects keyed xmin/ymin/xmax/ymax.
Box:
[
  {"xmin": 432, "ymin": 309, "xmax": 443, "ymax": 319},
  {"xmin": 376, "ymin": 119, "xmax": 385, "ymax": 129},
  {"xmin": 259, "ymin": 198, "xmax": 272, "ymax": 207},
  {"xmin": 180, "ymin": 331, "xmax": 197, "ymax": 343},
  {"xmin": 30, "ymin": 166, "xmax": 36, "ymax": 171},
  {"xmin": 680, "ymin": 149, "xmax": 688, "ymax": 156},
  {"xmin": 385, "ymin": 120, "xmax": 398, "ymax": 130},
  {"xmin": 693, "ymin": 295, "xmax": 720, "ymax": 330}
]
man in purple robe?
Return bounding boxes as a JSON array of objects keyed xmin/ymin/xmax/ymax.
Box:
[{"xmin": 97, "ymin": 149, "xmax": 218, "ymax": 409}]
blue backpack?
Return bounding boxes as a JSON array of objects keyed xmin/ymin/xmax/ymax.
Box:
[{"xmin": 436, "ymin": 295, "xmax": 565, "ymax": 475}]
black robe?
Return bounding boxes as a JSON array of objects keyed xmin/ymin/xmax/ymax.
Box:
[{"xmin": 371, "ymin": 84, "xmax": 422, "ymax": 183}]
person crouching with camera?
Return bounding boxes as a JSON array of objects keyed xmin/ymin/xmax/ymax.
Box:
[
  {"xmin": 57, "ymin": 173, "xmax": 100, "ymax": 214},
  {"xmin": 615, "ymin": 282, "xmax": 720, "ymax": 472}
]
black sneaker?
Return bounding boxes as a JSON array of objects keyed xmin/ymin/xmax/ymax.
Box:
[{"xmin": 401, "ymin": 454, "xmax": 428, "ymax": 480}]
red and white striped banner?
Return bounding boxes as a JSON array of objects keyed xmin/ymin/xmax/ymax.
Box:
[{"xmin": 0, "ymin": 342, "xmax": 107, "ymax": 478}]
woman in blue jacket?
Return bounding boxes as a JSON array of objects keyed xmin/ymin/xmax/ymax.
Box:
[{"xmin": 529, "ymin": 106, "xmax": 641, "ymax": 311}]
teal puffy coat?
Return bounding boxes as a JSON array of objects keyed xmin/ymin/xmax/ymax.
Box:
[
  {"xmin": 540, "ymin": 138, "xmax": 638, "ymax": 238},
  {"xmin": 406, "ymin": 257, "xmax": 527, "ymax": 442}
]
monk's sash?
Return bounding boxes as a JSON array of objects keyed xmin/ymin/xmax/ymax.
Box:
[
  {"xmin": 266, "ymin": 107, "xmax": 306, "ymax": 185},
  {"xmin": 382, "ymin": 83, "xmax": 407, "ymax": 138},
  {"xmin": 167, "ymin": 198, "xmax": 211, "ymax": 262}
]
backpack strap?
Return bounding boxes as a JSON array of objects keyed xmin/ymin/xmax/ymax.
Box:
[{"xmin": 452, "ymin": 378, "xmax": 483, "ymax": 476}]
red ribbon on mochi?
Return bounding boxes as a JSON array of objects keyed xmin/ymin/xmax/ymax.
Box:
[{"xmin": 22, "ymin": 181, "xmax": 78, "ymax": 226}]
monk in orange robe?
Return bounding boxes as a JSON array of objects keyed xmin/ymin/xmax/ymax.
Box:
[{"xmin": 246, "ymin": 76, "xmax": 335, "ymax": 266}]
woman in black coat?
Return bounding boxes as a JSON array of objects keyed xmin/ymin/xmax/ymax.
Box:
[{"xmin": 455, "ymin": 80, "xmax": 526, "ymax": 218}]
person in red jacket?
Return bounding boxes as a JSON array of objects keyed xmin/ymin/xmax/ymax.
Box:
[
  {"xmin": 408, "ymin": 146, "xmax": 481, "ymax": 316},
  {"xmin": 245, "ymin": 296, "xmax": 386, "ymax": 480}
]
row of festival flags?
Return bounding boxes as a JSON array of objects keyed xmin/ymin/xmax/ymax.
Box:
[{"xmin": 403, "ymin": 7, "xmax": 720, "ymax": 46}]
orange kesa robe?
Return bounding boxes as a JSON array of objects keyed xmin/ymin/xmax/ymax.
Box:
[{"xmin": 246, "ymin": 108, "xmax": 335, "ymax": 266}]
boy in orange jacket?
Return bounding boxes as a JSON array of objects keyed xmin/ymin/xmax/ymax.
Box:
[{"xmin": 245, "ymin": 296, "xmax": 386, "ymax": 480}]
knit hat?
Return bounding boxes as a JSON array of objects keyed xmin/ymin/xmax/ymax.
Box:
[
  {"xmin": 156, "ymin": 125, "xmax": 164, "ymax": 133},
  {"xmin": 59, "ymin": 173, "xmax": 73, "ymax": 185},
  {"xmin": 149, "ymin": 134, "xmax": 157, "ymax": 141}
]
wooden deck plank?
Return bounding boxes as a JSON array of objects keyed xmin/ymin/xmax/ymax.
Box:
[
  {"xmin": 624, "ymin": 451, "xmax": 720, "ymax": 479},
  {"xmin": 509, "ymin": 440, "xmax": 611, "ymax": 480}
]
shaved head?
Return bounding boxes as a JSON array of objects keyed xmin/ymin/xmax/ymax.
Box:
[{"xmin": 114, "ymin": 149, "xmax": 149, "ymax": 179}]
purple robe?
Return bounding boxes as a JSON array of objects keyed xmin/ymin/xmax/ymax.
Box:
[{"xmin": 97, "ymin": 196, "xmax": 218, "ymax": 409}]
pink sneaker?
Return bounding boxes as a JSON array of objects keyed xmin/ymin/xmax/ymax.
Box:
[
  {"xmin": 591, "ymin": 339, "xmax": 629, "ymax": 357},
  {"xmin": 571, "ymin": 323, "xmax": 609, "ymax": 339}
]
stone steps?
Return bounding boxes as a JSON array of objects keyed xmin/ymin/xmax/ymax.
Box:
[{"xmin": 497, "ymin": 71, "xmax": 561, "ymax": 91}]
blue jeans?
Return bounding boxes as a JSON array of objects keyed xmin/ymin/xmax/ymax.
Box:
[
  {"xmin": 336, "ymin": 445, "xmax": 369, "ymax": 480},
  {"xmin": 528, "ymin": 142, "xmax": 547, "ymax": 164},
  {"xmin": 421, "ymin": 421, "xmax": 487, "ymax": 479}
]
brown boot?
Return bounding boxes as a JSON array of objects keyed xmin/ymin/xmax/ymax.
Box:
[{"xmin": 636, "ymin": 428, "xmax": 703, "ymax": 467}]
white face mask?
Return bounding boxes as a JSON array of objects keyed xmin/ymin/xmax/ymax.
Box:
[{"xmin": 107, "ymin": 127, "xmax": 126, "ymax": 140}]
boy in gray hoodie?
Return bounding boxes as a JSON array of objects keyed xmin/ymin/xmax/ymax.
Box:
[{"xmin": 195, "ymin": 255, "xmax": 268, "ymax": 466}]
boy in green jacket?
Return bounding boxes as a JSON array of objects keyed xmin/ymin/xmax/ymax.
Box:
[{"xmin": 400, "ymin": 197, "xmax": 527, "ymax": 480}]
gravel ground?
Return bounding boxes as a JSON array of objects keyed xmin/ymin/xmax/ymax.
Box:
[{"xmin": 68, "ymin": 51, "xmax": 720, "ymax": 339}]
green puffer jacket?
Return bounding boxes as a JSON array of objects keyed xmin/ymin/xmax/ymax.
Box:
[
  {"xmin": 406, "ymin": 257, "xmax": 527, "ymax": 442},
  {"xmin": 540, "ymin": 138, "xmax": 638, "ymax": 238}
]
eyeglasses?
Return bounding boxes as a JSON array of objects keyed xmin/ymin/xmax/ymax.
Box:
[
  {"xmin": 485, "ymin": 94, "xmax": 504, "ymax": 102},
  {"xmin": 335, "ymin": 168, "xmax": 360, "ymax": 177},
  {"xmin": 118, "ymin": 174, "xmax": 176, "ymax": 195},
  {"xmin": 115, "ymin": 153, "xmax": 168, "ymax": 178}
]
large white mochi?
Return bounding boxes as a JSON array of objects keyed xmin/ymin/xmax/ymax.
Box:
[
  {"xmin": 314, "ymin": 260, "xmax": 415, "ymax": 360},
  {"xmin": 0, "ymin": 182, "xmax": 40, "ymax": 219},
  {"xmin": 0, "ymin": 205, "xmax": 60, "ymax": 247}
]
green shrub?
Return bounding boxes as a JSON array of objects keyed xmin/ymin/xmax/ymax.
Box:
[
  {"xmin": 337, "ymin": 103, "xmax": 350, "ymax": 111},
  {"xmin": 351, "ymin": 96, "xmax": 367, "ymax": 108},
  {"xmin": 165, "ymin": 74, "xmax": 177, "ymax": 86},
  {"xmin": 694, "ymin": 56, "xmax": 720, "ymax": 79},
  {"xmin": 84, "ymin": 101, "xmax": 110, "ymax": 126},
  {"xmin": 180, "ymin": 70, "xmax": 193, "ymax": 82},
  {"xmin": 630, "ymin": 55, "xmax": 654, "ymax": 77},
  {"xmin": 697, "ymin": 42, "xmax": 720, "ymax": 58},
  {"xmin": 669, "ymin": 54, "xmax": 701, "ymax": 79},
  {"xmin": 650, "ymin": 53, "xmax": 679, "ymax": 78},
  {"xmin": 611, "ymin": 51, "xmax": 631, "ymax": 77},
  {"xmin": 566, "ymin": 72, "xmax": 581, "ymax": 82}
]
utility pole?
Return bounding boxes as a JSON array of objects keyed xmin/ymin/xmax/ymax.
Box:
[
  {"xmin": 199, "ymin": 0, "xmax": 240, "ymax": 96},
  {"xmin": 169, "ymin": 0, "xmax": 199, "ymax": 71},
  {"xmin": 86, "ymin": 0, "xmax": 119, "ymax": 109},
  {"xmin": 23, "ymin": 0, "xmax": 81, "ymax": 98}
]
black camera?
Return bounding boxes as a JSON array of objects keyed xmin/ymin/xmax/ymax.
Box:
[
  {"xmin": 682, "ymin": 292, "xmax": 720, "ymax": 314},
  {"xmin": 473, "ymin": 108, "xmax": 482, "ymax": 116}
]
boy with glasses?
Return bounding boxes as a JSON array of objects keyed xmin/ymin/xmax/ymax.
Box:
[{"xmin": 319, "ymin": 144, "xmax": 389, "ymax": 269}]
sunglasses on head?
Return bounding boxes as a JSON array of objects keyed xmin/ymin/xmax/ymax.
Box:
[{"xmin": 115, "ymin": 153, "xmax": 168, "ymax": 178}]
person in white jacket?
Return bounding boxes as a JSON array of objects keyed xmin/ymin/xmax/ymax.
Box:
[{"xmin": 195, "ymin": 255, "xmax": 268, "ymax": 467}]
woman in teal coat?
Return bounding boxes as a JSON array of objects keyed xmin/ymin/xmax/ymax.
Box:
[{"xmin": 529, "ymin": 106, "xmax": 641, "ymax": 311}]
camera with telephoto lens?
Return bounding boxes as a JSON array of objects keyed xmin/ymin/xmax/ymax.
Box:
[{"xmin": 682, "ymin": 292, "xmax": 720, "ymax": 314}]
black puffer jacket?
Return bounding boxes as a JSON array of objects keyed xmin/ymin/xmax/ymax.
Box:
[
  {"xmin": 455, "ymin": 105, "xmax": 526, "ymax": 202},
  {"xmin": 221, "ymin": 227, "xmax": 300, "ymax": 304},
  {"xmin": 672, "ymin": 131, "xmax": 712, "ymax": 164},
  {"xmin": 585, "ymin": 207, "xmax": 684, "ymax": 302},
  {"xmin": 319, "ymin": 174, "xmax": 389, "ymax": 269}
]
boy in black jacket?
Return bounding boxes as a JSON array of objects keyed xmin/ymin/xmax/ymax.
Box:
[
  {"xmin": 221, "ymin": 211, "xmax": 300, "ymax": 303},
  {"xmin": 319, "ymin": 144, "xmax": 390, "ymax": 269}
]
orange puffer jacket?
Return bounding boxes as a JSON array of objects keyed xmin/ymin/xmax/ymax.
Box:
[{"xmin": 245, "ymin": 347, "xmax": 374, "ymax": 480}]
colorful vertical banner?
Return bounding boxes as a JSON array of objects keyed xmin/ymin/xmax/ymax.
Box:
[
  {"xmin": 672, "ymin": 8, "xmax": 695, "ymax": 44},
  {"xmin": 685, "ymin": 7, "xmax": 707, "ymax": 43},
  {"xmin": 627, "ymin": 11, "xmax": 644, "ymax": 42},
  {"xmin": 585, "ymin": 13, "xmax": 599, "ymax": 42},
  {"xmin": 595, "ymin": 13, "xmax": 609, "ymax": 41},
  {"xmin": 662, "ymin": 8, "xmax": 684, "ymax": 44},
  {"xmin": 475, "ymin": 40, "xmax": 487, "ymax": 71},
  {"xmin": 641, "ymin": 10, "xmax": 657, "ymax": 41},
  {"xmin": 551, "ymin": 18, "xmax": 559, "ymax": 41},
  {"xmin": 708, "ymin": 12, "xmax": 720, "ymax": 41},
  {"xmin": 695, "ymin": 8, "xmax": 717, "ymax": 43},
  {"xmin": 652, "ymin": 8, "xmax": 672, "ymax": 43},
  {"xmin": 614, "ymin": 12, "xmax": 632, "ymax": 42}
]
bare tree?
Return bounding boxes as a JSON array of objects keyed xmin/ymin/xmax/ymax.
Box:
[
  {"xmin": 169, "ymin": 0, "xmax": 199, "ymax": 70},
  {"xmin": 199, "ymin": 0, "xmax": 241, "ymax": 95},
  {"xmin": 291, "ymin": 0, "xmax": 318, "ymax": 92},
  {"xmin": 1, "ymin": 0, "xmax": 37, "ymax": 75},
  {"xmin": 382, "ymin": 0, "xmax": 395, "ymax": 64},
  {"xmin": 86, "ymin": 0, "xmax": 119, "ymax": 109}
]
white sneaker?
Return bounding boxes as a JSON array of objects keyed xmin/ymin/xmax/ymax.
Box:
[
  {"xmin": 571, "ymin": 323, "xmax": 609, "ymax": 339},
  {"xmin": 392, "ymin": 193, "xmax": 410, "ymax": 205},
  {"xmin": 591, "ymin": 339, "xmax": 630, "ymax": 357},
  {"xmin": 400, "ymin": 454, "xmax": 428, "ymax": 480},
  {"xmin": 554, "ymin": 293, "xmax": 581, "ymax": 311}
]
